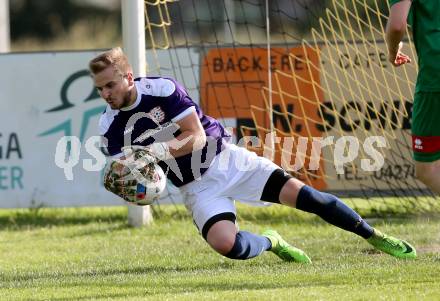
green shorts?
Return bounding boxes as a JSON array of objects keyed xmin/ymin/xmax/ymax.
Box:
[{"xmin": 412, "ymin": 91, "xmax": 440, "ymax": 162}]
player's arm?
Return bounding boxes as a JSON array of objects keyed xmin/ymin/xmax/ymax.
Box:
[
  {"xmin": 167, "ymin": 110, "xmax": 206, "ymax": 158},
  {"xmin": 145, "ymin": 110, "xmax": 207, "ymax": 160},
  {"xmin": 386, "ymin": 0, "xmax": 412, "ymax": 66}
]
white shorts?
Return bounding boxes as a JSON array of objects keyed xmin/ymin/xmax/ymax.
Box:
[{"xmin": 180, "ymin": 144, "xmax": 280, "ymax": 237}]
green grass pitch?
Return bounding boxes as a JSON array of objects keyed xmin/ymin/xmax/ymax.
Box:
[{"xmin": 0, "ymin": 204, "xmax": 439, "ymax": 300}]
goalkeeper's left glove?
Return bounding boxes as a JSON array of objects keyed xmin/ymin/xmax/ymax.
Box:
[
  {"xmin": 146, "ymin": 142, "xmax": 171, "ymax": 161},
  {"xmin": 122, "ymin": 142, "xmax": 171, "ymax": 162}
]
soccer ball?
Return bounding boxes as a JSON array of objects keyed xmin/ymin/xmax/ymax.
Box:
[
  {"xmin": 133, "ymin": 161, "xmax": 167, "ymax": 206},
  {"xmin": 104, "ymin": 149, "xmax": 167, "ymax": 206}
]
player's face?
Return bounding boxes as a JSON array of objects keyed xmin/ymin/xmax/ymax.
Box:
[{"xmin": 93, "ymin": 66, "xmax": 134, "ymax": 110}]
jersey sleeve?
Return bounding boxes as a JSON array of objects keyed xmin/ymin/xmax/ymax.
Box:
[
  {"xmin": 160, "ymin": 78, "xmax": 196, "ymax": 123},
  {"xmin": 99, "ymin": 107, "xmax": 124, "ymax": 157}
]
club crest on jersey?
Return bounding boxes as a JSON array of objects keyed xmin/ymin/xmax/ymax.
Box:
[{"xmin": 148, "ymin": 106, "xmax": 165, "ymax": 124}]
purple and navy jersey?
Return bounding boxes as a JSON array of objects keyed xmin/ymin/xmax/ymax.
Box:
[{"xmin": 99, "ymin": 77, "xmax": 230, "ymax": 187}]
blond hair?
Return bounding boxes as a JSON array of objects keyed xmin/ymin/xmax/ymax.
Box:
[{"xmin": 88, "ymin": 47, "xmax": 131, "ymax": 76}]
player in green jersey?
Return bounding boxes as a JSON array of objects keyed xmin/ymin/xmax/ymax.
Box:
[{"xmin": 386, "ymin": 0, "xmax": 440, "ymax": 194}]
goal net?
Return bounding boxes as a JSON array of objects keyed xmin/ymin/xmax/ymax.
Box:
[{"xmin": 143, "ymin": 0, "xmax": 439, "ymax": 214}]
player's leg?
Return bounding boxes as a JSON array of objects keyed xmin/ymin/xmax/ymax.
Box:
[
  {"xmin": 204, "ymin": 215, "xmax": 272, "ymax": 260},
  {"xmin": 184, "ymin": 190, "xmax": 273, "ymax": 260},
  {"xmin": 204, "ymin": 219, "xmax": 237, "ymax": 255},
  {"xmin": 412, "ymin": 91, "xmax": 440, "ymax": 194},
  {"xmin": 203, "ymin": 213, "xmax": 310, "ymax": 262},
  {"xmin": 268, "ymin": 173, "xmax": 374, "ymax": 239},
  {"xmin": 260, "ymin": 169, "xmax": 416, "ymax": 259},
  {"xmin": 415, "ymin": 160, "xmax": 440, "ymax": 194},
  {"xmin": 182, "ymin": 144, "xmax": 310, "ymax": 262}
]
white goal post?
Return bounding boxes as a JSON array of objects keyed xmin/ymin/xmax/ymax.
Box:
[
  {"xmin": 121, "ymin": 0, "xmax": 153, "ymax": 227},
  {"xmin": 0, "ymin": 0, "xmax": 10, "ymax": 52}
]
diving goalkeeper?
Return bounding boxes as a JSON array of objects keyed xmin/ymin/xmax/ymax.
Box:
[{"xmin": 89, "ymin": 47, "xmax": 416, "ymax": 262}]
